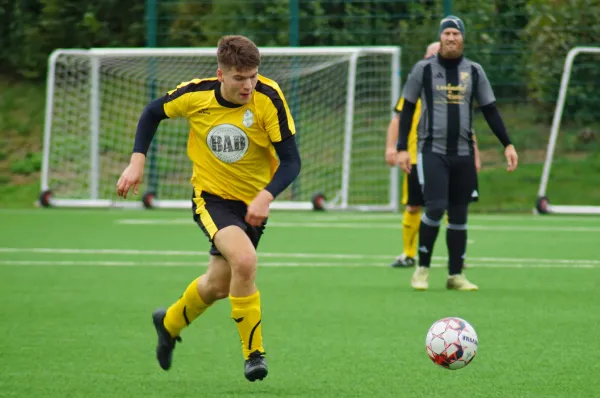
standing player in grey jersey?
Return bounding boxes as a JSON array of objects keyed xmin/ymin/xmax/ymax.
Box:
[{"xmin": 396, "ymin": 15, "xmax": 518, "ymax": 291}]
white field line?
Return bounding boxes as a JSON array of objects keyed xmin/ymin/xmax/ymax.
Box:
[
  {"xmin": 2, "ymin": 208, "xmax": 600, "ymax": 223},
  {"xmin": 0, "ymin": 260, "xmax": 380, "ymax": 267},
  {"xmin": 0, "ymin": 260, "xmax": 598, "ymax": 269},
  {"xmin": 302, "ymin": 214, "xmax": 600, "ymax": 222},
  {"xmin": 0, "ymin": 246, "xmax": 486, "ymax": 258},
  {"xmin": 0, "ymin": 247, "xmax": 597, "ymax": 266},
  {"xmin": 114, "ymin": 218, "xmax": 600, "ymax": 232}
]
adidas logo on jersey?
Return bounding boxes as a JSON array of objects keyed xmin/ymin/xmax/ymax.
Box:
[{"xmin": 435, "ymin": 72, "xmax": 444, "ymax": 79}]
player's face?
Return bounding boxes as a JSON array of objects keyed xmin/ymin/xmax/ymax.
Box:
[
  {"xmin": 440, "ymin": 28, "xmax": 463, "ymax": 59},
  {"xmin": 217, "ymin": 66, "xmax": 259, "ymax": 105}
]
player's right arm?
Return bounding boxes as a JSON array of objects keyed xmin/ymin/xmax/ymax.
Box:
[
  {"xmin": 396, "ymin": 63, "xmax": 425, "ymax": 174},
  {"xmin": 117, "ymin": 83, "xmax": 191, "ymax": 199},
  {"xmin": 385, "ymin": 99, "xmax": 402, "ymax": 166}
]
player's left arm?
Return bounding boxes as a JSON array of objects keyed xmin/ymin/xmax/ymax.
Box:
[
  {"xmin": 264, "ymin": 136, "xmax": 301, "ymax": 198},
  {"xmin": 261, "ymin": 86, "xmax": 302, "ymax": 198},
  {"xmin": 472, "ymin": 130, "xmax": 481, "ymax": 172},
  {"xmin": 245, "ymin": 88, "xmax": 301, "ymax": 226},
  {"xmin": 474, "ymin": 65, "xmax": 518, "ymax": 172},
  {"xmin": 245, "ymin": 138, "xmax": 301, "ymax": 226}
]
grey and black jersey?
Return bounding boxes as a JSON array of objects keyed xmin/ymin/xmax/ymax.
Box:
[{"xmin": 402, "ymin": 56, "xmax": 495, "ymax": 156}]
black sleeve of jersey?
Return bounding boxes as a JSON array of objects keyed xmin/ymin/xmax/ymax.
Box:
[
  {"xmin": 480, "ymin": 102, "xmax": 512, "ymax": 147},
  {"xmin": 396, "ymin": 100, "xmax": 416, "ymax": 151},
  {"xmin": 265, "ymin": 135, "xmax": 302, "ymax": 198},
  {"xmin": 132, "ymin": 96, "xmax": 169, "ymax": 155}
]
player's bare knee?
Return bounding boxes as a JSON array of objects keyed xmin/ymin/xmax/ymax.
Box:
[
  {"xmin": 232, "ymin": 265, "xmax": 257, "ymax": 284},
  {"xmin": 229, "ymin": 252, "xmax": 258, "ymax": 282}
]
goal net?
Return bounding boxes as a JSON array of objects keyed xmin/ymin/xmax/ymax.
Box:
[
  {"xmin": 41, "ymin": 47, "xmax": 401, "ymax": 211},
  {"xmin": 536, "ymin": 46, "xmax": 600, "ymax": 215}
]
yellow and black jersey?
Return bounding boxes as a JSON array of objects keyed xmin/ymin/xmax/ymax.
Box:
[
  {"xmin": 163, "ymin": 75, "xmax": 296, "ymax": 205},
  {"xmin": 394, "ymin": 97, "xmax": 421, "ymax": 164}
]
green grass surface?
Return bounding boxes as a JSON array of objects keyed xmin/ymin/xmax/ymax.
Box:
[{"xmin": 1, "ymin": 209, "xmax": 600, "ymax": 397}]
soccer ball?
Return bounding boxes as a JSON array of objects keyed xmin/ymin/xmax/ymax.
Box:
[{"xmin": 425, "ymin": 317, "xmax": 478, "ymax": 370}]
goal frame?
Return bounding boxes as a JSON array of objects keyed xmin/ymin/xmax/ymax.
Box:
[
  {"xmin": 535, "ymin": 46, "xmax": 600, "ymax": 215},
  {"xmin": 40, "ymin": 46, "xmax": 401, "ymax": 211}
]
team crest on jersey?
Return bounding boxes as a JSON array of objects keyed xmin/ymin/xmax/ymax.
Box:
[
  {"xmin": 242, "ymin": 109, "xmax": 254, "ymax": 128},
  {"xmin": 460, "ymin": 72, "xmax": 470, "ymax": 83},
  {"xmin": 206, "ymin": 124, "xmax": 249, "ymax": 163}
]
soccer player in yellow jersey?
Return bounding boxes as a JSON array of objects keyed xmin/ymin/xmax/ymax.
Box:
[
  {"xmin": 385, "ymin": 42, "xmax": 480, "ymax": 268},
  {"xmin": 116, "ymin": 35, "xmax": 301, "ymax": 382}
]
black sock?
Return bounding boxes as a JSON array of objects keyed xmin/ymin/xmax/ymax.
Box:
[
  {"xmin": 418, "ymin": 222, "xmax": 440, "ymax": 267},
  {"xmin": 447, "ymin": 228, "xmax": 467, "ymax": 275}
]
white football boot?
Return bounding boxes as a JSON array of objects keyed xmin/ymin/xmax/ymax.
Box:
[{"xmin": 411, "ymin": 266, "xmax": 430, "ymax": 290}]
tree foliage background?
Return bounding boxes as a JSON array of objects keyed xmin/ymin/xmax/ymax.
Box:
[{"xmin": 1, "ymin": 0, "xmax": 599, "ymax": 121}]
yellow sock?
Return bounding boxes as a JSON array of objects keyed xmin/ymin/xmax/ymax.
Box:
[
  {"xmin": 403, "ymin": 209, "xmax": 421, "ymax": 258},
  {"xmin": 163, "ymin": 277, "xmax": 210, "ymax": 337},
  {"xmin": 230, "ymin": 290, "xmax": 264, "ymax": 359}
]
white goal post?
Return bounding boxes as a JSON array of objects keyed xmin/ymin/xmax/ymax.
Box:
[
  {"xmin": 536, "ymin": 46, "xmax": 600, "ymax": 215},
  {"xmin": 40, "ymin": 46, "xmax": 401, "ymax": 211}
]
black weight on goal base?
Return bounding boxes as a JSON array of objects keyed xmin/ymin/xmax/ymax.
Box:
[
  {"xmin": 535, "ymin": 196, "xmax": 550, "ymax": 214},
  {"xmin": 311, "ymin": 192, "xmax": 326, "ymax": 211},
  {"xmin": 38, "ymin": 190, "xmax": 52, "ymax": 207},
  {"xmin": 142, "ymin": 191, "xmax": 156, "ymax": 209}
]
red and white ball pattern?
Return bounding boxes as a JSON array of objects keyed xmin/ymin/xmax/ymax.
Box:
[{"xmin": 425, "ymin": 317, "xmax": 478, "ymax": 370}]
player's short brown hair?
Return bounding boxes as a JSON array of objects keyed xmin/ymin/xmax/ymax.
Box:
[{"xmin": 217, "ymin": 35, "xmax": 261, "ymax": 72}]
